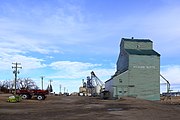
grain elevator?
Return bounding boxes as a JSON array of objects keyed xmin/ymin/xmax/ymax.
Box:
[{"xmin": 105, "ymin": 38, "xmax": 160, "ymax": 100}]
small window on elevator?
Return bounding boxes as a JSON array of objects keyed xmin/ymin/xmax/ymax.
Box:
[{"xmin": 119, "ymin": 79, "xmax": 122, "ymax": 83}]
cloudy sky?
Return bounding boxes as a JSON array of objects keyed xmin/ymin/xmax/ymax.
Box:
[{"xmin": 0, "ymin": 0, "xmax": 180, "ymax": 93}]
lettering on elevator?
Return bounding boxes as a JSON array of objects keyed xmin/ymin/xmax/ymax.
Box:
[{"xmin": 133, "ymin": 66, "xmax": 155, "ymax": 69}]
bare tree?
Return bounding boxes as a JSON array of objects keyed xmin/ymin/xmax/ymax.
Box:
[
  {"xmin": 17, "ymin": 78, "xmax": 39, "ymax": 90},
  {"xmin": 0, "ymin": 80, "xmax": 11, "ymax": 93},
  {"xmin": 0, "ymin": 78, "xmax": 39, "ymax": 93}
]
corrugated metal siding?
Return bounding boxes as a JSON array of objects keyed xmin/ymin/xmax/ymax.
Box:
[{"xmin": 129, "ymin": 55, "xmax": 160, "ymax": 100}]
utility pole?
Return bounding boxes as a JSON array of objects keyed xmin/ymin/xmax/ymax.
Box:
[
  {"xmin": 40, "ymin": 76, "xmax": 45, "ymax": 90},
  {"xmin": 59, "ymin": 84, "xmax": 61, "ymax": 93},
  {"xmin": 12, "ymin": 62, "xmax": 22, "ymax": 95},
  {"xmin": 64, "ymin": 87, "xmax": 66, "ymax": 94}
]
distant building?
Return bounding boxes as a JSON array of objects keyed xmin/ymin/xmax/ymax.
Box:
[{"xmin": 105, "ymin": 38, "xmax": 160, "ymax": 100}]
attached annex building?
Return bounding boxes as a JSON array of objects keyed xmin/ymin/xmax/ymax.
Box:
[{"xmin": 105, "ymin": 38, "xmax": 160, "ymax": 100}]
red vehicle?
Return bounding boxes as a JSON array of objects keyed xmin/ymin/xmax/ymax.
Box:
[{"xmin": 16, "ymin": 89, "xmax": 49, "ymax": 100}]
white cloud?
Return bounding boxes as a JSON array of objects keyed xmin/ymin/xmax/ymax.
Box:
[
  {"xmin": 160, "ymin": 65, "xmax": 180, "ymax": 84},
  {"xmin": 48, "ymin": 61, "xmax": 100, "ymax": 78},
  {"xmin": 49, "ymin": 61, "xmax": 101, "ymax": 70},
  {"xmin": 0, "ymin": 54, "xmax": 46, "ymax": 70},
  {"xmin": 0, "ymin": 2, "xmax": 90, "ymax": 56},
  {"xmin": 1, "ymin": 0, "xmax": 180, "ymax": 57},
  {"xmin": 48, "ymin": 61, "xmax": 115, "ymax": 80},
  {"xmin": 47, "ymin": 61, "xmax": 115, "ymax": 93},
  {"xmin": 0, "ymin": 35, "xmax": 61, "ymax": 55}
]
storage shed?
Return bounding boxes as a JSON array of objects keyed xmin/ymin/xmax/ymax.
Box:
[{"xmin": 105, "ymin": 38, "xmax": 160, "ymax": 100}]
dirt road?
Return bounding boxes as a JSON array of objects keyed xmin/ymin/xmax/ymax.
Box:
[{"xmin": 0, "ymin": 94, "xmax": 180, "ymax": 120}]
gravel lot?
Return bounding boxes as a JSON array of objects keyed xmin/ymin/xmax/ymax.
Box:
[{"xmin": 1, "ymin": 94, "xmax": 180, "ymax": 120}]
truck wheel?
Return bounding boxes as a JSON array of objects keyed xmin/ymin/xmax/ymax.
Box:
[
  {"xmin": 21, "ymin": 94, "xmax": 28, "ymax": 99},
  {"xmin": 37, "ymin": 95, "xmax": 44, "ymax": 100}
]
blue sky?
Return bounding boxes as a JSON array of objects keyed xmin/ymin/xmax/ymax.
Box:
[{"xmin": 0, "ymin": 0, "xmax": 180, "ymax": 93}]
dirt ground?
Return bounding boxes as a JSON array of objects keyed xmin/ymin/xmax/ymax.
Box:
[{"xmin": 1, "ymin": 94, "xmax": 180, "ymax": 120}]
